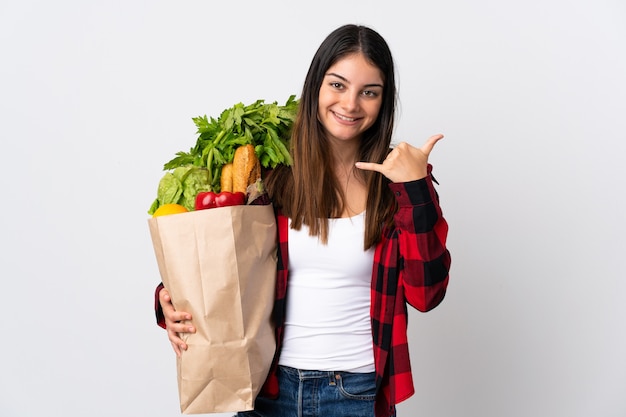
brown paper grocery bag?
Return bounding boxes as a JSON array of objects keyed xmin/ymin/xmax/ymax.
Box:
[{"xmin": 148, "ymin": 204, "xmax": 277, "ymax": 414}]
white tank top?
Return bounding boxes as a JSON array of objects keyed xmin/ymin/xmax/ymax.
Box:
[{"xmin": 279, "ymin": 212, "xmax": 376, "ymax": 372}]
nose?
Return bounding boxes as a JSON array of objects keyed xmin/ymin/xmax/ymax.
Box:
[{"xmin": 340, "ymin": 91, "xmax": 360, "ymax": 112}]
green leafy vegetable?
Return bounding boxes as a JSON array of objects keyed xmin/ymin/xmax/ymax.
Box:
[
  {"xmin": 148, "ymin": 166, "xmax": 210, "ymax": 213},
  {"xmin": 148, "ymin": 95, "xmax": 298, "ymax": 214}
]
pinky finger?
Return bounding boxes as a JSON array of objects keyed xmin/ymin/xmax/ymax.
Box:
[
  {"xmin": 170, "ymin": 341, "xmax": 183, "ymax": 357},
  {"xmin": 168, "ymin": 331, "xmax": 187, "ymax": 357},
  {"xmin": 355, "ymin": 161, "xmax": 383, "ymax": 173}
]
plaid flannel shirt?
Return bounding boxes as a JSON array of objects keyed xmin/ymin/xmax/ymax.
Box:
[{"xmin": 155, "ymin": 168, "xmax": 450, "ymax": 417}]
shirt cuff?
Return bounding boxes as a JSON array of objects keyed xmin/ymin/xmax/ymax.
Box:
[{"xmin": 388, "ymin": 176, "xmax": 433, "ymax": 207}]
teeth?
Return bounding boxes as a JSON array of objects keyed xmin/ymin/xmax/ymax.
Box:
[{"xmin": 335, "ymin": 113, "xmax": 356, "ymax": 122}]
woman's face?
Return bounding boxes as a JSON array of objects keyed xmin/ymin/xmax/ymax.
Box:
[{"xmin": 317, "ymin": 53, "xmax": 384, "ymax": 145}]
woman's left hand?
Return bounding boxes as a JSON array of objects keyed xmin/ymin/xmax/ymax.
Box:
[{"xmin": 355, "ymin": 134, "xmax": 444, "ymax": 182}]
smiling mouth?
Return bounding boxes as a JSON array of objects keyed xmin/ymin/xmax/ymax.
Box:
[{"xmin": 332, "ymin": 111, "xmax": 358, "ymax": 122}]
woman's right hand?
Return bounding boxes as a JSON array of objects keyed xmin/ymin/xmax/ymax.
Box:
[{"xmin": 159, "ymin": 288, "xmax": 195, "ymax": 357}]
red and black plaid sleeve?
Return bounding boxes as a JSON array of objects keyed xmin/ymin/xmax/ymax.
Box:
[
  {"xmin": 391, "ymin": 174, "xmax": 450, "ymax": 312},
  {"xmin": 371, "ymin": 167, "xmax": 451, "ymax": 416}
]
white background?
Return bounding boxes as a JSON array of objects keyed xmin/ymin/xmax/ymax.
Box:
[{"xmin": 1, "ymin": 1, "xmax": 625, "ymax": 416}]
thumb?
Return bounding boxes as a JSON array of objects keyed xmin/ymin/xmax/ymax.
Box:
[{"xmin": 421, "ymin": 134, "xmax": 444, "ymax": 156}]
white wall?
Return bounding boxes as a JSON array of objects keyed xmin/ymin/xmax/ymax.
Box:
[{"xmin": 1, "ymin": 1, "xmax": 624, "ymax": 416}]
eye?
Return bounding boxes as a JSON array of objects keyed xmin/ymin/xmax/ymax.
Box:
[
  {"xmin": 362, "ymin": 89, "xmax": 380, "ymax": 98},
  {"xmin": 330, "ymin": 81, "xmax": 344, "ymax": 89}
]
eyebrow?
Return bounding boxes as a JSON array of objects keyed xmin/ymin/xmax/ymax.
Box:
[{"xmin": 326, "ymin": 72, "xmax": 384, "ymax": 88}]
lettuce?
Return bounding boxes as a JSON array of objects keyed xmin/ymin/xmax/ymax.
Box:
[{"xmin": 148, "ymin": 166, "xmax": 210, "ymax": 214}]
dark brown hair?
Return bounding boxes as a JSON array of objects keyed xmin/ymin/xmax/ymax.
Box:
[{"xmin": 266, "ymin": 24, "xmax": 397, "ymax": 249}]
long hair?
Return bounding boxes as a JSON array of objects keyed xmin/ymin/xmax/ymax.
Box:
[{"xmin": 266, "ymin": 24, "xmax": 397, "ymax": 249}]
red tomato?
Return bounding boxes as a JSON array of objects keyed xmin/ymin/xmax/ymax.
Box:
[{"xmin": 195, "ymin": 191, "xmax": 246, "ymax": 210}]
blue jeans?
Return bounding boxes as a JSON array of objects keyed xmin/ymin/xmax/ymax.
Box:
[{"xmin": 237, "ymin": 365, "xmax": 382, "ymax": 417}]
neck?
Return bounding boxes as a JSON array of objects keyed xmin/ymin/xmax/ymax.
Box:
[{"xmin": 330, "ymin": 144, "xmax": 359, "ymax": 173}]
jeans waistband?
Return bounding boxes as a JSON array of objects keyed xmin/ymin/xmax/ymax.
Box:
[{"xmin": 279, "ymin": 365, "xmax": 340, "ymax": 380}]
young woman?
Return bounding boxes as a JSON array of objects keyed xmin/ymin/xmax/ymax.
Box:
[{"xmin": 155, "ymin": 24, "xmax": 451, "ymax": 417}]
